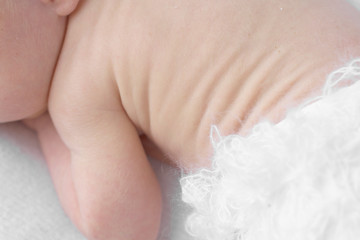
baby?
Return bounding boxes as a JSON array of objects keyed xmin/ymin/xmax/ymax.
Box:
[{"xmin": 2, "ymin": 0, "xmax": 360, "ymax": 239}]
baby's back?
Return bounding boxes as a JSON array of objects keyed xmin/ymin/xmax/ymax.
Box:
[{"xmin": 112, "ymin": 0, "xmax": 356, "ymax": 168}]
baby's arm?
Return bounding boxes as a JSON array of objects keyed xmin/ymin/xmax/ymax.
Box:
[{"xmin": 32, "ymin": 64, "xmax": 162, "ymax": 240}]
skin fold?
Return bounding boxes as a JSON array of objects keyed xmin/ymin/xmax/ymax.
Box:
[{"xmin": 2, "ymin": 0, "xmax": 360, "ymax": 239}]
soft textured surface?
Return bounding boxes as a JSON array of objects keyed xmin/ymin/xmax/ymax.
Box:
[{"xmin": 181, "ymin": 60, "xmax": 360, "ymax": 240}]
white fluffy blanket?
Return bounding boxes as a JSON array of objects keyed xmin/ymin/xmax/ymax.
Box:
[{"xmin": 181, "ymin": 59, "xmax": 360, "ymax": 240}]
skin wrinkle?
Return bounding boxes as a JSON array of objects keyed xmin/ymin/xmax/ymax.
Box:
[
  {"xmin": 136, "ymin": 18, "xmax": 155, "ymax": 135},
  {"xmin": 143, "ymin": 0, "xmax": 258, "ymax": 162},
  {"xmin": 239, "ymin": 51, "xmax": 297, "ymax": 130},
  {"xmin": 195, "ymin": 50, "xmax": 246, "ymax": 155},
  {"xmin": 150, "ymin": 49, "xmax": 185, "ymax": 141},
  {"xmin": 174, "ymin": 34, "xmax": 220, "ymax": 139},
  {"xmin": 213, "ymin": 19, "xmax": 283, "ymax": 132},
  {"xmin": 147, "ymin": 2, "xmax": 227, "ymax": 145},
  {"xmin": 157, "ymin": 53, "xmax": 210, "ymax": 163},
  {"xmin": 140, "ymin": 57, "xmax": 151, "ymax": 136},
  {"xmin": 149, "ymin": 9, "xmax": 202, "ymax": 143},
  {"xmin": 118, "ymin": 5, "xmax": 163, "ymax": 133},
  {"xmin": 258, "ymin": 70, "xmax": 304, "ymax": 121},
  {"xmin": 192, "ymin": 60, "xmax": 238, "ymax": 154},
  {"xmin": 219, "ymin": 50, "xmax": 279, "ymax": 135},
  {"xmin": 257, "ymin": 54, "xmax": 346, "ymax": 127}
]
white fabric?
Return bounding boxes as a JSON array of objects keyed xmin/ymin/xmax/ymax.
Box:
[
  {"xmin": 180, "ymin": 60, "xmax": 360, "ymax": 240},
  {"xmin": 349, "ymin": 0, "xmax": 360, "ymax": 9}
]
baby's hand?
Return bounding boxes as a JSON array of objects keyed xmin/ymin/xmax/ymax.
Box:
[{"xmin": 26, "ymin": 0, "xmax": 360, "ymax": 240}]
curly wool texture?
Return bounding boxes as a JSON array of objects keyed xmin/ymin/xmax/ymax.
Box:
[{"xmin": 180, "ymin": 59, "xmax": 360, "ymax": 240}]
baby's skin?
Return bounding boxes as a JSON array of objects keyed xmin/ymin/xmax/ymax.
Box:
[{"xmin": 2, "ymin": 0, "xmax": 360, "ymax": 239}]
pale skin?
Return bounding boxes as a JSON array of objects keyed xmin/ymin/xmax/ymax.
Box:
[{"xmin": 2, "ymin": 0, "xmax": 360, "ymax": 239}]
